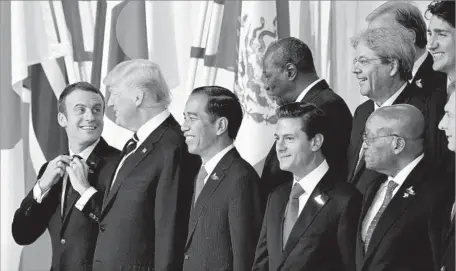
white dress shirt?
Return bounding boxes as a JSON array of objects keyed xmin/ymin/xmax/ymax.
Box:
[
  {"xmin": 110, "ymin": 109, "xmax": 170, "ymax": 189},
  {"xmin": 201, "ymin": 144, "xmax": 235, "ymax": 185},
  {"xmin": 361, "ymin": 153, "xmax": 424, "ymax": 241},
  {"xmin": 292, "ymin": 160, "xmax": 329, "ymax": 216},
  {"xmin": 295, "ymin": 78, "xmax": 324, "ymax": 102},
  {"xmin": 33, "ymin": 138, "xmax": 100, "ymax": 213}
]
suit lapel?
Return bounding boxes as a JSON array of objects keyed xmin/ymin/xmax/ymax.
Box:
[
  {"xmin": 185, "ymin": 149, "xmax": 238, "ymax": 248},
  {"xmin": 362, "ymin": 160, "xmax": 427, "ymax": 263},
  {"xmin": 280, "ymin": 171, "xmax": 336, "ymax": 266},
  {"xmin": 101, "ymin": 118, "xmax": 172, "ymax": 212}
]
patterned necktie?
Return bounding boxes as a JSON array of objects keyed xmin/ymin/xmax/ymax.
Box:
[
  {"xmin": 63, "ymin": 155, "xmax": 83, "ymax": 215},
  {"xmin": 194, "ymin": 166, "xmax": 208, "ymax": 206},
  {"xmin": 364, "ymin": 179, "xmax": 398, "ymax": 251},
  {"xmin": 283, "ymin": 183, "xmax": 305, "ymax": 249},
  {"xmin": 121, "ymin": 133, "xmax": 139, "ymax": 158}
]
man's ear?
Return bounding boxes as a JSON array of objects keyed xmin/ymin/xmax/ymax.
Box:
[
  {"xmin": 57, "ymin": 112, "xmax": 67, "ymax": 128},
  {"xmin": 216, "ymin": 117, "xmax": 228, "ymax": 136},
  {"xmin": 389, "ymin": 59, "xmax": 399, "ymax": 77},
  {"xmin": 135, "ymin": 90, "xmax": 144, "ymax": 107},
  {"xmin": 285, "ymin": 63, "xmax": 298, "ymax": 81},
  {"xmin": 392, "ymin": 136, "xmax": 406, "ymax": 154},
  {"xmin": 311, "ymin": 133, "xmax": 324, "ymax": 152}
]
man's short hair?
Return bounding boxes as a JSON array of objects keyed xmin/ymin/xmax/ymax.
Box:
[
  {"xmin": 191, "ymin": 86, "xmax": 243, "ymax": 140},
  {"xmin": 351, "ymin": 26, "xmax": 416, "ymax": 81},
  {"xmin": 58, "ymin": 81, "xmax": 105, "ymax": 115},
  {"xmin": 276, "ymin": 102, "xmax": 327, "ymax": 140},
  {"xmin": 103, "ymin": 59, "xmax": 171, "ymax": 108},
  {"xmin": 264, "ymin": 37, "xmax": 316, "ymax": 74},
  {"xmin": 425, "ymin": 0, "xmax": 455, "ymax": 28},
  {"xmin": 366, "ymin": 1, "xmax": 428, "ymax": 49}
]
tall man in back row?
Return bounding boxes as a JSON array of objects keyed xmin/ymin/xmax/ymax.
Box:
[{"xmin": 260, "ymin": 37, "xmax": 353, "ymax": 206}]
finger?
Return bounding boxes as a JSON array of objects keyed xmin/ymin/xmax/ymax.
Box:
[{"xmin": 72, "ymin": 158, "xmax": 86, "ymax": 171}]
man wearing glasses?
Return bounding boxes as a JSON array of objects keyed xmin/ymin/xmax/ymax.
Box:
[
  {"xmin": 355, "ymin": 104, "xmax": 436, "ymax": 271},
  {"xmin": 347, "ymin": 26, "xmax": 444, "ymax": 194}
]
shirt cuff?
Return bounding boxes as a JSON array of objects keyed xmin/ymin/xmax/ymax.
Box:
[
  {"xmin": 75, "ymin": 187, "xmax": 97, "ymax": 211},
  {"xmin": 32, "ymin": 182, "xmax": 51, "ymax": 203}
]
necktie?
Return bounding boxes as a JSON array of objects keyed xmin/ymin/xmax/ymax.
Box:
[
  {"xmin": 63, "ymin": 155, "xmax": 83, "ymax": 215},
  {"xmin": 283, "ymin": 183, "xmax": 305, "ymax": 249},
  {"xmin": 194, "ymin": 166, "xmax": 208, "ymax": 206},
  {"xmin": 121, "ymin": 133, "xmax": 139, "ymax": 158},
  {"xmin": 364, "ymin": 179, "xmax": 398, "ymax": 251}
]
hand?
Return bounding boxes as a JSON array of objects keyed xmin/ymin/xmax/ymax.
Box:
[
  {"xmin": 66, "ymin": 156, "xmax": 91, "ymax": 195},
  {"xmin": 39, "ymin": 155, "xmax": 72, "ymax": 192}
]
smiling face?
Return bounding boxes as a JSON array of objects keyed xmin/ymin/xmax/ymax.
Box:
[
  {"xmin": 106, "ymin": 83, "xmax": 139, "ymax": 130},
  {"xmin": 427, "ymin": 15, "xmax": 456, "ymax": 75},
  {"xmin": 58, "ymin": 89, "xmax": 104, "ymax": 150},
  {"xmin": 181, "ymin": 93, "xmax": 219, "ymax": 160},
  {"xmin": 352, "ymin": 42, "xmax": 393, "ymax": 101},
  {"xmin": 275, "ymin": 117, "xmax": 316, "ymax": 176},
  {"xmin": 438, "ymin": 92, "xmax": 456, "ymax": 152}
]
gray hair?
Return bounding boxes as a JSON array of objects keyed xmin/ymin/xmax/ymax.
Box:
[
  {"xmin": 366, "ymin": 1, "xmax": 427, "ymax": 49},
  {"xmin": 351, "ymin": 26, "xmax": 416, "ymax": 81},
  {"xmin": 104, "ymin": 59, "xmax": 171, "ymax": 108}
]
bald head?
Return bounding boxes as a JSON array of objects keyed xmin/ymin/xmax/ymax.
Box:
[{"xmin": 367, "ymin": 104, "xmax": 424, "ymax": 140}]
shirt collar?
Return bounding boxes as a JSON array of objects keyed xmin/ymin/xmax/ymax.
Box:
[
  {"xmin": 411, "ymin": 51, "xmax": 428, "ymax": 80},
  {"xmin": 293, "ymin": 159, "xmax": 329, "ymax": 194},
  {"xmin": 295, "ymin": 78, "xmax": 324, "ymax": 102},
  {"xmin": 389, "ymin": 153, "xmax": 424, "ymax": 187},
  {"xmin": 135, "ymin": 110, "xmax": 170, "ymax": 145},
  {"xmin": 69, "ymin": 138, "xmax": 100, "ymax": 160},
  {"xmin": 374, "ymin": 82, "xmax": 407, "ymax": 110},
  {"xmin": 203, "ymin": 144, "xmax": 235, "ymax": 175}
]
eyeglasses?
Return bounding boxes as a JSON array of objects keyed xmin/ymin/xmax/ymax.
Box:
[
  {"xmin": 362, "ymin": 132, "xmax": 399, "ymax": 146},
  {"xmin": 353, "ymin": 57, "xmax": 384, "ymax": 66}
]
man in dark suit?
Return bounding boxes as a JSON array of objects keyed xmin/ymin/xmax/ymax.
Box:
[
  {"xmin": 12, "ymin": 82, "xmax": 119, "ymax": 271},
  {"xmin": 355, "ymin": 104, "xmax": 436, "ymax": 271},
  {"xmin": 260, "ymin": 37, "xmax": 353, "ymax": 207},
  {"xmin": 88, "ymin": 60, "xmax": 199, "ymax": 271},
  {"xmin": 348, "ymin": 26, "xmax": 447, "ymax": 194},
  {"xmin": 366, "ymin": 0, "xmax": 450, "ymax": 179},
  {"xmin": 181, "ymin": 86, "xmax": 262, "ymax": 271},
  {"xmin": 429, "ymin": 84, "xmax": 455, "ymax": 270},
  {"xmin": 252, "ymin": 103, "xmax": 361, "ymax": 271}
]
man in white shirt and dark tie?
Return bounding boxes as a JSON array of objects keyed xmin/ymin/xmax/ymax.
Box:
[
  {"xmin": 355, "ymin": 104, "xmax": 437, "ymax": 271},
  {"xmin": 252, "ymin": 102, "xmax": 361, "ymax": 271}
]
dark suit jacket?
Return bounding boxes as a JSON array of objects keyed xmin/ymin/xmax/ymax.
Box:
[
  {"xmin": 260, "ymin": 80, "xmax": 353, "ymax": 207},
  {"xmin": 411, "ymin": 52, "xmax": 447, "ymax": 96},
  {"xmin": 429, "ymin": 178, "xmax": 455, "ymax": 271},
  {"xmin": 11, "ymin": 138, "xmax": 119, "ymax": 271},
  {"xmin": 89, "ymin": 116, "xmax": 199, "ymax": 271},
  {"xmin": 347, "ymin": 83, "xmax": 447, "ymax": 194},
  {"xmin": 182, "ymin": 148, "xmax": 262, "ymax": 271},
  {"xmin": 252, "ymin": 169, "xmax": 362, "ymax": 271},
  {"xmin": 355, "ymin": 158, "xmax": 437, "ymax": 271}
]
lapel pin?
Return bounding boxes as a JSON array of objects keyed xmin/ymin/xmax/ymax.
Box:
[
  {"xmin": 415, "ymin": 79, "xmax": 423, "ymax": 88},
  {"xmin": 314, "ymin": 194, "xmax": 325, "ymax": 205},
  {"xmin": 211, "ymin": 173, "xmax": 219, "ymax": 181},
  {"xmin": 403, "ymin": 186, "xmax": 415, "ymax": 198},
  {"xmin": 142, "ymin": 148, "xmax": 147, "ymax": 153}
]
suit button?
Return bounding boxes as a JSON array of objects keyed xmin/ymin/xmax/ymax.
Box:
[
  {"xmin": 100, "ymin": 225, "xmax": 106, "ymax": 232},
  {"xmin": 184, "ymin": 255, "xmax": 189, "ymax": 260},
  {"xmin": 60, "ymin": 239, "xmax": 66, "ymax": 245}
]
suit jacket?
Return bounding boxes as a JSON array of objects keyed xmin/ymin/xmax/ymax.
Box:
[
  {"xmin": 429, "ymin": 178, "xmax": 455, "ymax": 271},
  {"xmin": 252, "ymin": 169, "xmax": 362, "ymax": 271},
  {"xmin": 411, "ymin": 52, "xmax": 447, "ymax": 96},
  {"xmin": 260, "ymin": 80, "xmax": 353, "ymax": 207},
  {"xmin": 182, "ymin": 148, "xmax": 262, "ymax": 271},
  {"xmin": 355, "ymin": 159, "xmax": 437, "ymax": 271},
  {"xmin": 11, "ymin": 138, "xmax": 119, "ymax": 271},
  {"xmin": 89, "ymin": 116, "xmax": 199, "ymax": 271},
  {"xmin": 347, "ymin": 83, "xmax": 447, "ymax": 194}
]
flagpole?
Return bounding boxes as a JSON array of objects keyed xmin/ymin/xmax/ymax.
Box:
[
  {"xmin": 186, "ymin": 1, "xmax": 209, "ymax": 94},
  {"xmin": 202, "ymin": 0, "xmax": 224, "ymax": 86}
]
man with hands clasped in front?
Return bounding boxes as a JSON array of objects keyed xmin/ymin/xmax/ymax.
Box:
[{"xmin": 12, "ymin": 82, "xmax": 119, "ymax": 271}]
